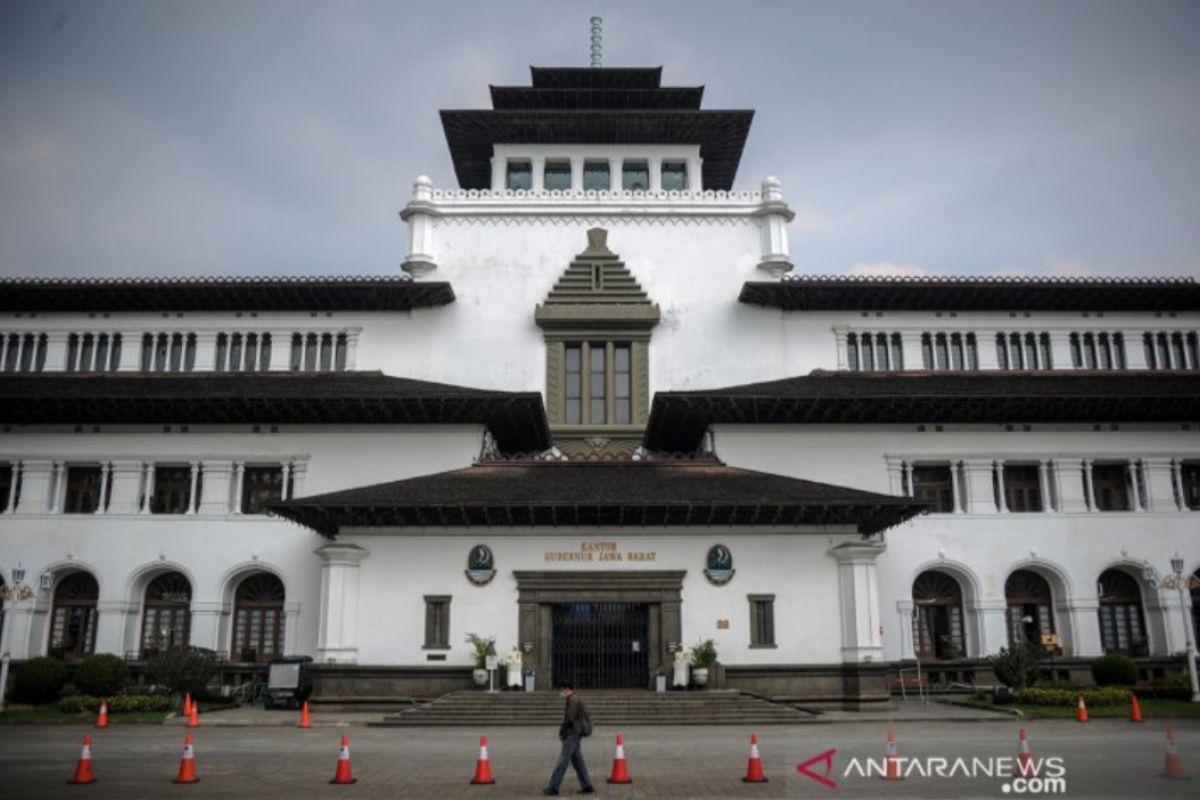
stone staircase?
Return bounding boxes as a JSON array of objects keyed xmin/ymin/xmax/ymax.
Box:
[{"xmin": 375, "ymin": 690, "xmax": 817, "ymax": 726}]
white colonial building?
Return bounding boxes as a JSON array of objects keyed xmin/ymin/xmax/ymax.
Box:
[{"xmin": 1, "ymin": 64, "xmax": 1198, "ymax": 706}]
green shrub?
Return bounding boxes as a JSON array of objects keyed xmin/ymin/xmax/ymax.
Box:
[
  {"xmin": 144, "ymin": 646, "xmax": 218, "ymax": 698},
  {"xmin": 58, "ymin": 693, "xmax": 174, "ymax": 714},
  {"xmin": 12, "ymin": 657, "xmax": 67, "ymax": 705},
  {"xmin": 1091, "ymin": 653, "xmax": 1139, "ymax": 686},
  {"xmin": 73, "ymin": 653, "xmax": 128, "ymax": 697},
  {"xmin": 989, "ymin": 643, "xmax": 1043, "ymax": 690},
  {"xmin": 1016, "ymin": 686, "xmax": 1132, "ymax": 706}
]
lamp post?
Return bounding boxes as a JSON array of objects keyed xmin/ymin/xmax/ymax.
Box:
[
  {"xmin": 0, "ymin": 566, "xmax": 50, "ymax": 712},
  {"xmin": 1143, "ymin": 555, "xmax": 1200, "ymax": 703}
]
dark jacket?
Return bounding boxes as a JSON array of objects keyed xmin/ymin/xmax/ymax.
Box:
[{"xmin": 558, "ymin": 693, "xmax": 586, "ymax": 740}]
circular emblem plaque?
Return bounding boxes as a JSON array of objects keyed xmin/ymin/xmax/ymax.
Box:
[
  {"xmin": 704, "ymin": 544, "xmax": 735, "ymax": 585},
  {"xmin": 465, "ymin": 544, "xmax": 496, "ymax": 586}
]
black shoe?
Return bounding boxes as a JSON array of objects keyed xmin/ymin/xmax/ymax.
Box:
[
  {"xmin": 578, "ymin": 788, "xmax": 595, "ymax": 795},
  {"xmin": 542, "ymin": 790, "xmax": 559, "ymax": 796}
]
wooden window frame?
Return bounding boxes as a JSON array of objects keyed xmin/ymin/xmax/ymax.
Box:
[
  {"xmin": 424, "ymin": 595, "xmax": 451, "ymax": 650},
  {"xmin": 748, "ymin": 594, "xmax": 776, "ymax": 648}
]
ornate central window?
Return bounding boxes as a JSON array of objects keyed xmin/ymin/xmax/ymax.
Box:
[{"xmin": 536, "ymin": 229, "xmax": 659, "ymax": 445}]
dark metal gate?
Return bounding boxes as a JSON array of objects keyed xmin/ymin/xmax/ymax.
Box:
[{"xmin": 551, "ymin": 602, "xmax": 649, "ymax": 689}]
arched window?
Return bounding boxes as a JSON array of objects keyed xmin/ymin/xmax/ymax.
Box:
[
  {"xmin": 1005, "ymin": 570, "xmax": 1055, "ymax": 647},
  {"xmin": 912, "ymin": 570, "xmax": 967, "ymax": 660},
  {"xmin": 140, "ymin": 572, "xmax": 192, "ymax": 657},
  {"xmin": 50, "ymin": 572, "xmax": 99, "ymax": 660},
  {"xmin": 232, "ymin": 573, "xmax": 285, "ymax": 663},
  {"xmin": 1097, "ymin": 569, "xmax": 1147, "ymax": 656}
]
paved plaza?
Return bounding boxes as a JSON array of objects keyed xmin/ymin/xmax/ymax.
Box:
[{"xmin": 0, "ymin": 719, "xmax": 1196, "ymax": 799}]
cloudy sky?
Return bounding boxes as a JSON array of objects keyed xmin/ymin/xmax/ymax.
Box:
[{"xmin": 1, "ymin": 0, "xmax": 1198, "ymax": 279}]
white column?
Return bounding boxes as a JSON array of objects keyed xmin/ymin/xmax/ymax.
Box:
[
  {"xmin": 94, "ymin": 462, "xmax": 110, "ymax": 515},
  {"xmin": 232, "ymin": 462, "xmax": 245, "ymax": 515},
  {"xmin": 962, "ymin": 459, "xmax": 997, "ymax": 513},
  {"xmin": 1038, "ymin": 459, "xmax": 1053, "ymax": 512},
  {"xmin": 284, "ymin": 600, "xmax": 301, "ymax": 657},
  {"xmin": 1160, "ymin": 332, "xmax": 1174, "ymax": 369},
  {"xmin": 48, "ymin": 462, "xmax": 64, "ymax": 513},
  {"xmin": 489, "ymin": 156, "xmax": 505, "ymax": 191},
  {"xmin": 895, "ymin": 600, "xmax": 916, "ymax": 660},
  {"xmin": 530, "ymin": 155, "xmax": 545, "ymax": 193},
  {"xmin": 14, "ymin": 460, "xmax": 53, "ymax": 514},
  {"xmin": 42, "ymin": 332, "xmax": 70, "ymax": 372},
  {"xmin": 995, "ymin": 460, "xmax": 1009, "ymax": 512},
  {"xmin": 198, "ymin": 461, "xmax": 233, "ymax": 515},
  {"xmin": 608, "ymin": 157, "xmax": 621, "ymax": 193},
  {"xmin": 885, "ymin": 457, "xmax": 903, "ymax": 495},
  {"xmin": 686, "ymin": 156, "xmax": 703, "ymax": 192},
  {"xmin": 1083, "ymin": 459, "xmax": 1098, "ymax": 512},
  {"xmin": 344, "ymin": 331, "xmax": 360, "ymax": 370},
  {"xmin": 950, "ymin": 461, "xmax": 963, "ymax": 513},
  {"xmin": 647, "ymin": 156, "xmax": 663, "ymax": 193},
  {"xmin": 186, "ymin": 462, "xmax": 200, "ymax": 515},
  {"xmin": 900, "ymin": 332, "xmax": 923, "ymax": 372},
  {"xmin": 1055, "ymin": 459, "xmax": 1089, "ymax": 513},
  {"xmin": 139, "ymin": 463, "xmax": 154, "ymax": 514},
  {"xmin": 903, "ymin": 461, "xmax": 914, "ymax": 496},
  {"xmin": 1170, "ymin": 459, "xmax": 1186, "ymax": 511},
  {"xmin": 829, "ymin": 541, "xmax": 885, "ymax": 663},
  {"xmin": 1128, "ymin": 461, "xmax": 1144, "ymax": 512},
  {"xmin": 5, "ymin": 461, "xmax": 19, "ymax": 511},
  {"xmin": 834, "ymin": 328, "xmax": 849, "ymax": 370},
  {"xmin": 290, "ymin": 460, "xmax": 308, "ymax": 498},
  {"xmin": 315, "ymin": 543, "xmax": 369, "ymax": 663},
  {"xmin": 280, "ymin": 462, "xmax": 292, "ymax": 501},
  {"xmin": 569, "ymin": 158, "xmax": 584, "ymax": 193}
]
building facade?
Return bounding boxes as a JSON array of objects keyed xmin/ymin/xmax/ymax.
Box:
[{"xmin": 2, "ymin": 64, "xmax": 1199, "ymax": 706}]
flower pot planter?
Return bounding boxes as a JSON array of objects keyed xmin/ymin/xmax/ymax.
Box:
[
  {"xmin": 693, "ymin": 668, "xmax": 709, "ymax": 687},
  {"xmin": 472, "ymin": 668, "xmax": 489, "ymax": 687}
]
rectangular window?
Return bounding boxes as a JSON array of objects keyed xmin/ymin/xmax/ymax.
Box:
[
  {"xmin": 622, "ymin": 160, "xmax": 649, "ymax": 191},
  {"xmin": 152, "ymin": 466, "xmax": 192, "ymax": 514},
  {"xmin": 424, "ymin": 595, "xmax": 451, "ymax": 649},
  {"xmin": 505, "ymin": 161, "xmax": 532, "ymax": 191},
  {"xmin": 241, "ymin": 466, "xmax": 284, "ymax": 515},
  {"xmin": 1181, "ymin": 463, "xmax": 1200, "ymax": 510},
  {"xmin": 614, "ymin": 344, "xmax": 632, "ymax": 424},
  {"xmin": 1003, "ymin": 465, "xmax": 1043, "ymax": 512},
  {"xmin": 749, "ymin": 595, "xmax": 776, "ymax": 647},
  {"xmin": 912, "ymin": 465, "xmax": 954, "ymax": 513},
  {"xmin": 661, "ymin": 162, "xmax": 687, "ymax": 191},
  {"xmin": 583, "ymin": 160, "xmax": 610, "ymax": 191},
  {"xmin": 564, "ymin": 343, "xmax": 583, "ymax": 424},
  {"xmin": 1092, "ymin": 464, "xmax": 1129, "ymax": 511},
  {"xmin": 0, "ymin": 463, "xmax": 15, "ymax": 513},
  {"xmin": 589, "ymin": 344, "xmax": 607, "ymax": 423},
  {"xmin": 543, "ymin": 160, "xmax": 572, "ymax": 191},
  {"xmin": 63, "ymin": 466, "xmax": 103, "ymax": 514}
]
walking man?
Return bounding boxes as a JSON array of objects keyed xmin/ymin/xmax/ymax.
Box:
[{"xmin": 543, "ymin": 679, "xmax": 594, "ymax": 795}]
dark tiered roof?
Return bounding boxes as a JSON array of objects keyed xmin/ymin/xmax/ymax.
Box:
[
  {"xmin": 0, "ymin": 276, "xmax": 455, "ymax": 313},
  {"xmin": 268, "ymin": 456, "xmax": 925, "ymax": 537},
  {"xmin": 0, "ymin": 372, "xmax": 549, "ymax": 452},
  {"xmin": 441, "ymin": 66, "xmax": 753, "ymax": 191},
  {"xmin": 644, "ymin": 371, "xmax": 1200, "ymax": 452},
  {"xmin": 739, "ymin": 275, "xmax": 1200, "ymax": 312}
]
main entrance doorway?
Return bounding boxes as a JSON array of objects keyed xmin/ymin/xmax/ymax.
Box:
[{"xmin": 552, "ymin": 602, "xmax": 648, "ymax": 689}]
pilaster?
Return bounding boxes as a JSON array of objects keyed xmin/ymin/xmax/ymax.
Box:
[
  {"xmin": 1048, "ymin": 331, "xmax": 1073, "ymax": 370},
  {"xmin": 105, "ymin": 460, "xmax": 144, "ymax": 514},
  {"xmin": 829, "ymin": 541, "xmax": 885, "ymax": 663},
  {"xmin": 14, "ymin": 460, "xmax": 53, "ymax": 514},
  {"xmin": 754, "ymin": 177, "xmax": 794, "ymax": 277},
  {"xmin": 42, "ymin": 332, "xmax": 70, "ymax": 373},
  {"xmin": 962, "ymin": 459, "xmax": 998, "ymax": 513},
  {"xmin": 1055, "ymin": 458, "xmax": 1089, "ymax": 513},
  {"xmin": 315, "ymin": 543, "xmax": 369, "ymax": 664},
  {"xmin": 399, "ymin": 175, "xmax": 437, "ymax": 276},
  {"xmin": 198, "ymin": 460, "xmax": 234, "ymax": 515}
]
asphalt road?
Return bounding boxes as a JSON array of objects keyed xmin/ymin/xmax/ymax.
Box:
[{"xmin": 0, "ymin": 719, "xmax": 1194, "ymax": 799}]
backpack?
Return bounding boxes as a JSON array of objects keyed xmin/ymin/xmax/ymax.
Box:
[{"xmin": 578, "ymin": 703, "xmax": 593, "ymax": 737}]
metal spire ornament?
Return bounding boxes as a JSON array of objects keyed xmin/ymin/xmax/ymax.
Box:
[{"xmin": 589, "ymin": 16, "xmax": 603, "ymax": 67}]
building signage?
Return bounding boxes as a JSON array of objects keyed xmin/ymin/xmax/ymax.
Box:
[
  {"xmin": 465, "ymin": 544, "xmax": 496, "ymax": 586},
  {"xmin": 544, "ymin": 540, "xmax": 657, "ymax": 563}
]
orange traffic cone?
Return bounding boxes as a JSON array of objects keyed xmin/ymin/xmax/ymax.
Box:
[
  {"xmin": 607, "ymin": 732, "xmax": 632, "ymax": 785},
  {"xmin": 1075, "ymin": 695, "xmax": 1089, "ymax": 723},
  {"xmin": 1130, "ymin": 694, "xmax": 1143, "ymax": 723},
  {"xmin": 884, "ymin": 726, "xmax": 902, "ymax": 781},
  {"xmin": 1016, "ymin": 728, "xmax": 1036, "ymax": 777},
  {"xmin": 188, "ymin": 704, "xmax": 199, "ymax": 728},
  {"xmin": 1163, "ymin": 728, "xmax": 1185, "ymax": 779},
  {"xmin": 470, "ymin": 735, "xmax": 495, "ymax": 785},
  {"xmin": 743, "ymin": 733, "xmax": 768, "ymax": 783},
  {"xmin": 95, "ymin": 700, "xmax": 109, "ymax": 729},
  {"xmin": 298, "ymin": 701, "xmax": 312, "ymax": 729},
  {"xmin": 173, "ymin": 733, "xmax": 199, "ymax": 784},
  {"xmin": 331, "ymin": 733, "xmax": 357, "ymax": 785},
  {"xmin": 183, "ymin": 693, "xmax": 192, "ymax": 717},
  {"xmin": 67, "ymin": 734, "xmax": 97, "ymax": 784}
]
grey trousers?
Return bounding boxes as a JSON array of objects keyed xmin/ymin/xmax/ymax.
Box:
[{"xmin": 547, "ymin": 734, "xmax": 593, "ymax": 791}]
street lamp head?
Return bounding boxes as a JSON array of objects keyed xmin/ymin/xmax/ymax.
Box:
[
  {"xmin": 11, "ymin": 567, "xmax": 25, "ymax": 584},
  {"xmin": 39, "ymin": 572, "xmax": 52, "ymax": 591},
  {"xmin": 1141, "ymin": 566, "xmax": 1157, "ymax": 585},
  {"xmin": 1171, "ymin": 554, "xmax": 1184, "ymax": 576}
]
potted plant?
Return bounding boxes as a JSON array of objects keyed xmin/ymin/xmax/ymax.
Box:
[
  {"xmin": 465, "ymin": 634, "xmax": 496, "ymax": 687},
  {"xmin": 689, "ymin": 638, "xmax": 717, "ymax": 687}
]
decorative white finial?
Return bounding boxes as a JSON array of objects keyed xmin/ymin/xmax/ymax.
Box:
[{"xmin": 590, "ymin": 17, "xmax": 603, "ymax": 68}]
